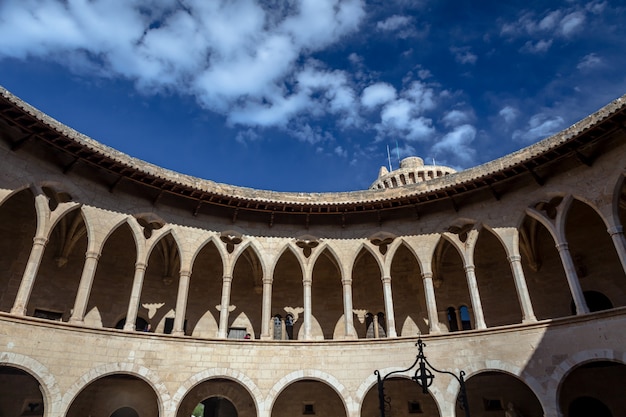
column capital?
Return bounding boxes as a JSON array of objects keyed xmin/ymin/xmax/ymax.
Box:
[
  {"xmin": 507, "ymin": 255, "xmax": 522, "ymax": 263},
  {"xmin": 85, "ymin": 251, "xmax": 100, "ymax": 261},
  {"xmin": 608, "ymin": 225, "xmax": 624, "ymax": 236},
  {"xmin": 135, "ymin": 262, "xmax": 147, "ymax": 271},
  {"xmin": 222, "ymin": 274, "xmax": 232, "ymax": 282},
  {"xmin": 421, "ymin": 271, "xmax": 433, "ymax": 280},
  {"xmin": 463, "ymin": 264, "xmax": 475, "ymax": 273},
  {"xmin": 555, "ymin": 242, "xmax": 569, "ymax": 251},
  {"xmin": 262, "ymin": 277, "xmax": 273, "ymax": 285},
  {"xmin": 303, "ymin": 277, "xmax": 312, "ymax": 286},
  {"xmin": 341, "ymin": 278, "xmax": 353, "ymax": 286},
  {"xmin": 381, "ymin": 276, "xmax": 391, "ymax": 284},
  {"xmin": 33, "ymin": 236, "xmax": 48, "ymax": 246},
  {"xmin": 180, "ymin": 270, "xmax": 192, "ymax": 278}
]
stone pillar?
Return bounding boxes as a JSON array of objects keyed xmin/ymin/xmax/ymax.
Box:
[
  {"xmin": 555, "ymin": 242, "xmax": 589, "ymax": 314},
  {"xmin": 123, "ymin": 262, "xmax": 147, "ymax": 331},
  {"xmin": 381, "ymin": 275, "xmax": 397, "ymax": 337},
  {"xmin": 507, "ymin": 255, "xmax": 537, "ymax": 322},
  {"xmin": 10, "ymin": 236, "xmax": 48, "ymax": 316},
  {"xmin": 260, "ymin": 277, "xmax": 273, "ymax": 340},
  {"xmin": 373, "ymin": 314, "xmax": 380, "ymax": 338},
  {"xmin": 342, "ymin": 278, "xmax": 356, "ymax": 338},
  {"xmin": 464, "ymin": 265, "xmax": 486, "ymax": 329},
  {"xmin": 217, "ymin": 275, "xmax": 233, "ymax": 338},
  {"xmin": 421, "ymin": 271, "xmax": 440, "ymax": 334},
  {"xmin": 172, "ymin": 270, "xmax": 192, "ymax": 336},
  {"xmin": 69, "ymin": 251, "xmax": 101, "ymax": 324},
  {"xmin": 608, "ymin": 226, "xmax": 626, "ymax": 275},
  {"xmin": 303, "ymin": 277, "xmax": 312, "ymax": 340}
]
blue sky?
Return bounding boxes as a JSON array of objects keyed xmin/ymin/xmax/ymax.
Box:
[{"xmin": 0, "ymin": 0, "xmax": 624, "ymax": 192}]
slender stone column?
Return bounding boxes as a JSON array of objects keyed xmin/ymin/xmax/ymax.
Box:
[
  {"xmin": 421, "ymin": 271, "xmax": 440, "ymax": 334},
  {"xmin": 69, "ymin": 251, "xmax": 101, "ymax": 324},
  {"xmin": 507, "ymin": 255, "xmax": 537, "ymax": 322},
  {"xmin": 123, "ymin": 262, "xmax": 147, "ymax": 331},
  {"xmin": 342, "ymin": 278, "xmax": 355, "ymax": 338},
  {"xmin": 555, "ymin": 242, "xmax": 589, "ymax": 314},
  {"xmin": 172, "ymin": 270, "xmax": 192, "ymax": 336},
  {"xmin": 381, "ymin": 276, "xmax": 397, "ymax": 337},
  {"xmin": 260, "ymin": 277, "xmax": 273, "ymax": 340},
  {"xmin": 216, "ymin": 274, "xmax": 233, "ymax": 338},
  {"xmin": 303, "ymin": 277, "xmax": 312, "ymax": 340},
  {"xmin": 373, "ymin": 314, "xmax": 380, "ymax": 338},
  {"xmin": 464, "ymin": 265, "xmax": 486, "ymax": 329},
  {"xmin": 11, "ymin": 236, "xmax": 48, "ymax": 315},
  {"xmin": 608, "ymin": 226, "xmax": 626, "ymax": 275}
]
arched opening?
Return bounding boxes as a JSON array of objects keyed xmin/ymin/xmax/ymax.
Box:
[
  {"xmin": 271, "ymin": 379, "xmax": 347, "ymax": 417},
  {"xmin": 559, "ymin": 361, "xmax": 626, "ymax": 416},
  {"xmin": 432, "ymin": 239, "xmax": 474, "ymax": 332},
  {"xmin": 565, "ymin": 199, "xmax": 626, "ymax": 308},
  {"xmin": 110, "ymin": 407, "xmax": 139, "ymax": 417},
  {"xmin": 0, "ymin": 366, "xmax": 45, "ymax": 416},
  {"xmin": 28, "ymin": 207, "xmax": 86, "ymax": 321},
  {"xmin": 311, "ymin": 249, "xmax": 343, "ymax": 339},
  {"xmin": 177, "ymin": 378, "xmax": 256, "ymax": 417},
  {"xmin": 390, "ymin": 244, "xmax": 428, "ymax": 335},
  {"xmin": 187, "ymin": 241, "xmax": 222, "ymax": 338},
  {"xmin": 457, "ymin": 371, "xmax": 543, "ymax": 417},
  {"xmin": 361, "ymin": 377, "xmax": 440, "ymax": 417},
  {"xmin": 474, "ymin": 229, "xmax": 522, "ymax": 327},
  {"xmin": 352, "ymin": 248, "xmax": 385, "ymax": 339},
  {"xmin": 459, "ymin": 305, "xmax": 471, "ymax": 330},
  {"xmin": 230, "ymin": 246, "xmax": 263, "ymax": 339},
  {"xmin": 520, "ymin": 215, "xmax": 572, "ymax": 320},
  {"xmin": 365, "ymin": 312, "xmax": 386, "ymax": 338},
  {"xmin": 0, "ymin": 189, "xmax": 36, "ymax": 312},
  {"xmin": 141, "ymin": 234, "xmax": 182, "ymax": 334},
  {"xmin": 273, "ymin": 314, "xmax": 294, "ymax": 340},
  {"xmin": 66, "ymin": 374, "xmax": 159, "ymax": 417},
  {"xmin": 447, "ymin": 307, "xmax": 459, "ymax": 332},
  {"xmin": 272, "ymin": 249, "xmax": 304, "ymax": 339}
]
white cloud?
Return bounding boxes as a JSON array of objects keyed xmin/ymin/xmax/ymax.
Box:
[
  {"xmin": 431, "ymin": 124, "xmax": 477, "ymax": 166},
  {"xmin": 559, "ymin": 11, "xmax": 585, "ymax": 36},
  {"xmin": 520, "ymin": 39, "xmax": 553, "ymax": 54},
  {"xmin": 577, "ymin": 53, "xmax": 603, "ymax": 71},
  {"xmin": 361, "ymin": 83, "xmax": 397, "ymax": 109},
  {"xmin": 0, "ymin": 0, "xmax": 367, "ymax": 134},
  {"xmin": 450, "ymin": 46, "xmax": 477, "ymax": 65},
  {"xmin": 334, "ymin": 145, "xmax": 348, "ymax": 157},
  {"xmin": 442, "ymin": 110, "xmax": 471, "ymax": 127},
  {"xmin": 512, "ymin": 113, "xmax": 564, "ymax": 143},
  {"xmin": 376, "ymin": 14, "xmax": 412, "ymax": 31},
  {"xmin": 499, "ymin": 106, "xmax": 519, "ymax": 124}
]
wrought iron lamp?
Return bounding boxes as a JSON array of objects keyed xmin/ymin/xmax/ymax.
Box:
[{"xmin": 374, "ymin": 336, "xmax": 470, "ymax": 417}]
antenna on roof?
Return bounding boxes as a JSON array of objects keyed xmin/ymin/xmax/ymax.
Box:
[
  {"xmin": 433, "ymin": 157, "xmax": 436, "ymax": 166},
  {"xmin": 387, "ymin": 144, "xmax": 392, "ymax": 171}
]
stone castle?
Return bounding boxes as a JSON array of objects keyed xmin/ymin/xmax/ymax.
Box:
[{"xmin": 1, "ymin": 86, "xmax": 625, "ymax": 417}]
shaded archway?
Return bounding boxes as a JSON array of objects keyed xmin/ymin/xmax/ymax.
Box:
[
  {"xmin": 520, "ymin": 215, "xmax": 572, "ymax": 320},
  {"xmin": 456, "ymin": 371, "xmax": 543, "ymax": 417},
  {"xmin": 271, "ymin": 249, "xmax": 303, "ymax": 339},
  {"xmin": 361, "ymin": 377, "xmax": 440, "ymax": 417},
  {"xmin": 177, "ymin": 378, "xmax": 256, "ymax": 417},
  {"xmin": 565, "ymin": 199, "xmax": 626, "ymax": 309},
  {"xmin": 0, "ymin": 365, "xmax": 45, "ymax": 416},
  {"xmin": 432, "ymin": 238, "xmax": 474, "ymax": 331},
  {"xmin": 111, "ymin": 407, "xmax": 139, "ymax": 417},
  {"xmin": 352, "ymin": 247, "xmax": 385, "ymax": 338},
  {"xmin": 229, "ymin": 246, "xmax": 263, "ymax": 339},
  {"xmin": 559, "ymin": 361, "xmax": 626, "ymax": 417},
  {"xmin": 0, "ymin": 189, "xmax": 36, "ymax": 312},
  {"xmin": 271, "ymin": 379, "xmax": 347, "ymax": 417},
  {"xmin": 28, "ymin": 207, "xmax": 86, "ymax": 321},
  {"xmin": 187, "ymin": 240, "xmax": 223, "ymax": 338},
  {"xmin": 140, "ymin": 233, "xmax": 182, "ymax": 334},
  {"xmin": 474, "ymin": 229, "xmax": 522, "ymax": 327},
  {"xmin": 390, "ymin": 244, "xmax": 428, "ymax": 335},
  {"xmin": 311, "ymin": 248, "xmax": 343, "ymax": 339},
  {"xmin": 66, "ymin": 373, "xmax": 159, "ymax": 417},
  {"xmin": 88, "ymin": 222, "xmax": 137, "ymax": 328}
]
